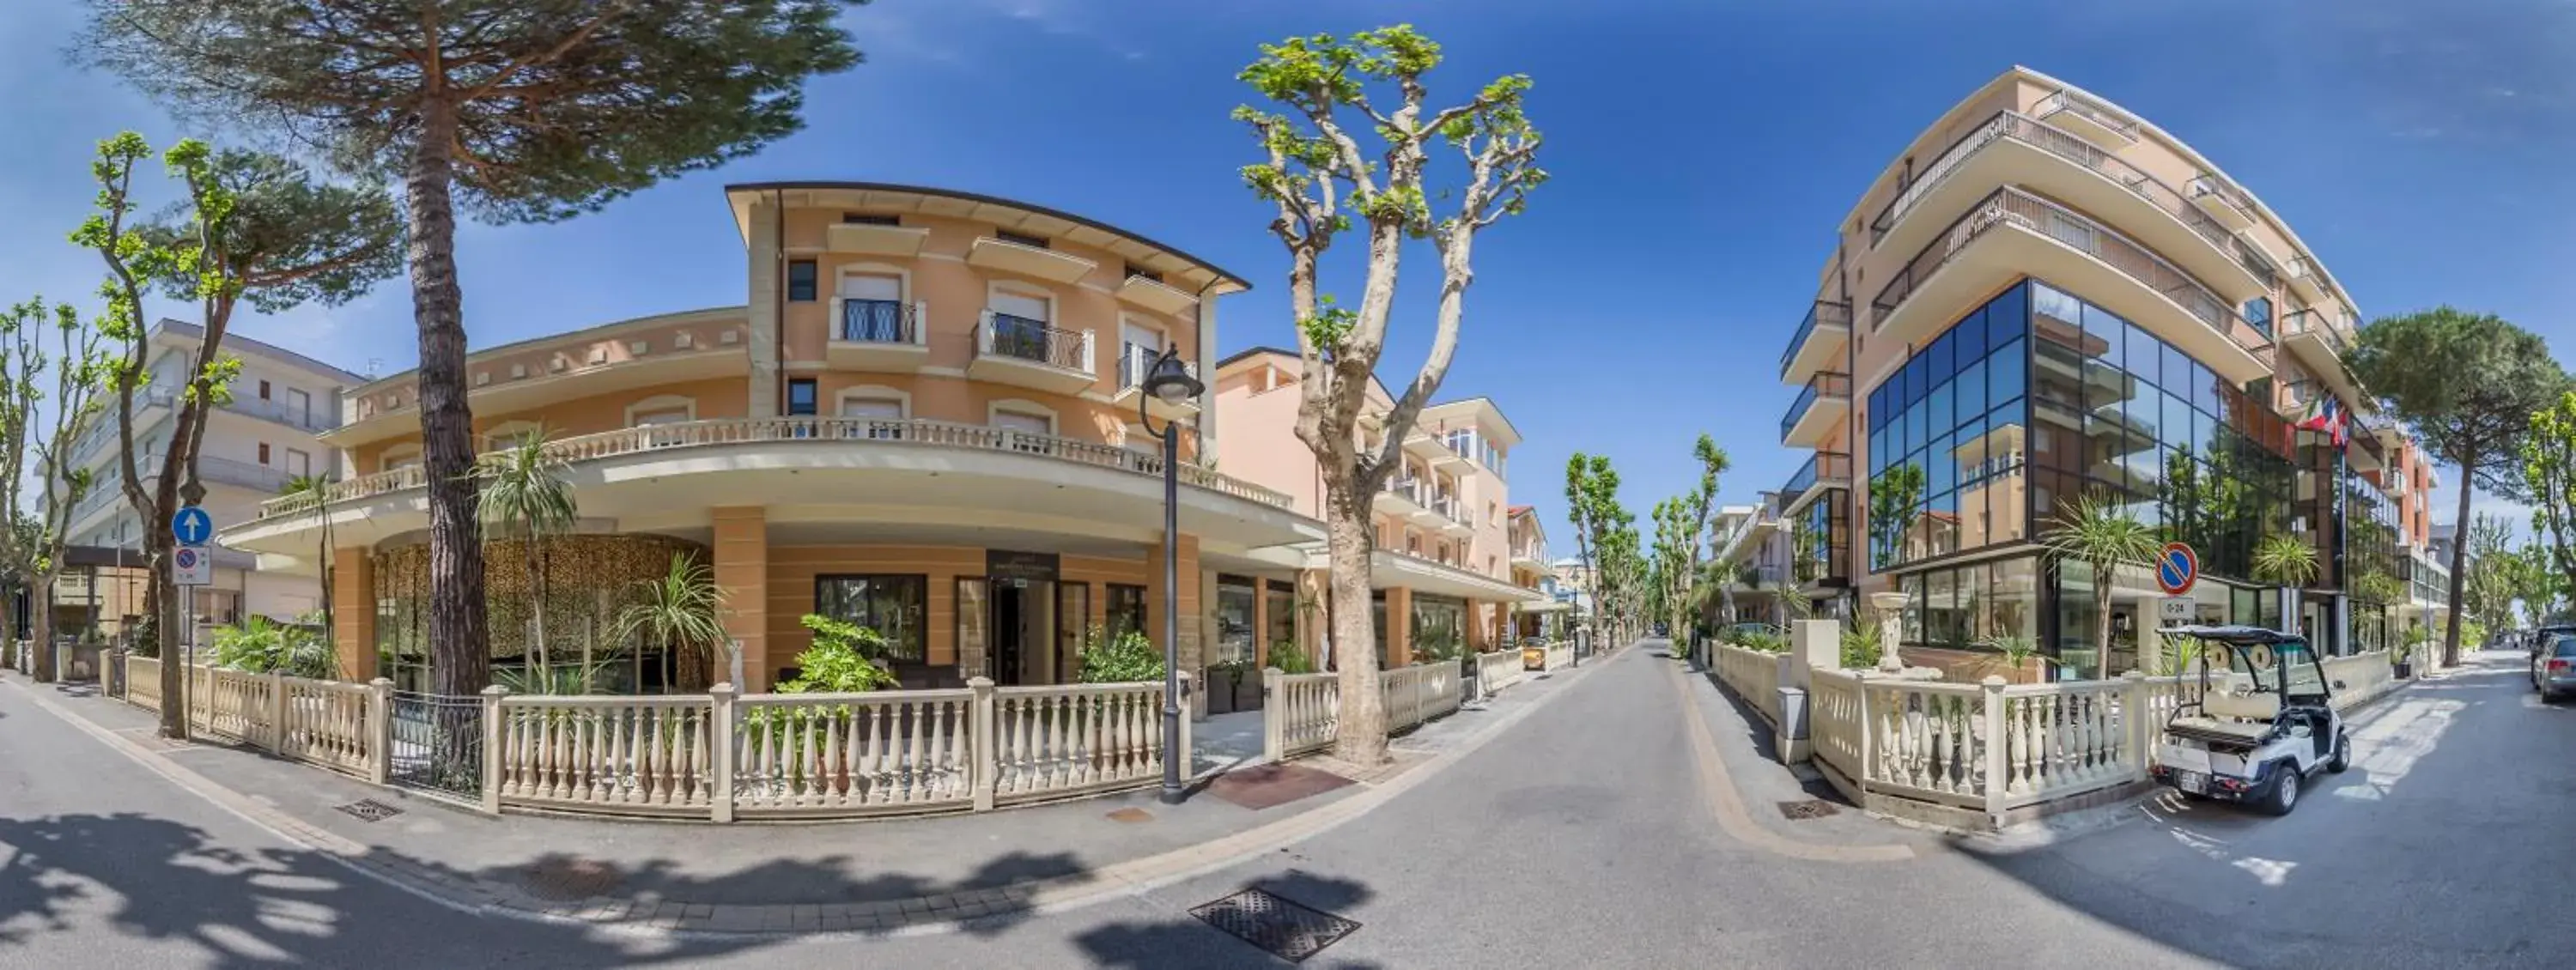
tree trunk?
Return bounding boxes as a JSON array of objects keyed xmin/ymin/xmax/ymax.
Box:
[
  {"xmin": 316, "ymin": 524, "xmax": 333, "ymax": 646},
  {"xmin": 2093, "ymin": 567, "xmax": 2113, "ymax": 682},
  {"xmin": 1323, "ymin": 479, "xmax": 1387, "ymax": 766},
  {"xmin": 530, "ymin": 537, "xmax": 549, "ymax": 679},
  {"xmin": 28, "ymin": 574, "xmax": 51, "ymax": 684},
  {"xmin": 2442, "ymin": 460, "xmax": 2476, "ymax": 669},
  {"xmin": 408, "ymin": 96, "xmax": 491, "ymax": 701},
  {"xmin": 29, "ymin": 574, "xmax": 54, "ymax": 683}
]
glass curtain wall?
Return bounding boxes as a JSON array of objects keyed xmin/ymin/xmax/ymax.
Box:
[{"xmin": 1868, "ymin": 284, "xmax": 2031, "ymax": 572}]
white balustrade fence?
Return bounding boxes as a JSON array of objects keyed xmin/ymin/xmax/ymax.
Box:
[
  {"xmin": 1713, "ymin": 644, "xmax": 1786, "ymax": 729},
  {"xmin": 988, "ymin": 680, "xmax": 1179, "ymax": 808},
  {"xmin": 1262, "ymin": 662, "xmax": 1473, "ymax": 762},
  {"xmin": 1475, "ymin": 650, "xmax": 1522, "ymax": 696},
  {"xmin": 493, "ymin": 694, "xmax": 718, "ymax": 817},
  {"xmin": 117, "ymin": 660, "xmax": 389, "ymax": 784},
  {"xmin": 732, "ymin": 689, "xmax": 976, "ymax": 817},
  {"xmin": 1543, "ymin": 642, "xmax": 1574, "ymax": 670},
  {"xmin": 1381, "ymin": 663, "xmax": 1464, "ymax": 733}
]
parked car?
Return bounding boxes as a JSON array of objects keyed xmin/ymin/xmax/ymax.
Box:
[
  {"xmin": 2532, "ymin": 634, "xmax": 2576, "ymax": 701},
  {"xmin": 2530, "ymin": 625, "xmax": 2576, "ymax": 661}
]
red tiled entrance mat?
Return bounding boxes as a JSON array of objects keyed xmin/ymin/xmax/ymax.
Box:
[{"xmin": 1205, "ymin": 763, "xmax": 1354, "ymax": 811}]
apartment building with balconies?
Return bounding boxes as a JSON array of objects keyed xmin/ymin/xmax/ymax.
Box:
[
  {"xmin": 1212, "ymin": 348, "xmax": 1539, "ymax": 664},
  {"xmin": 215, "ymin": 183, "xmax": 1353, "ymax": 698},
  {"xmin": 1773, "ymin": 67, "xmax": 2437, "ymax": 676},
  {"xmin": 52, "ymin": 320, "xmax": 361, "ymax": 640}
]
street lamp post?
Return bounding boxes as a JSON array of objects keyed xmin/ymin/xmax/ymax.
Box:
[{"xmin": 1137, "ymin": 346, "xmax": 1205, "ymax": 806}]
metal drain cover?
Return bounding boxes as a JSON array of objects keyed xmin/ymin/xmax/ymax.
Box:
[
  {"xmin": 334, "ymin": 798, "xmax": 404, "ymax": 822},
  {"xmin": 1777, "ymin": 799, "xmax": 1840, "ymax": 820},
  {"xmin": 523, "ymin": 857, "xmax": 625, "ymax": 900},
  {"xmin": 1189, "ymin": 887, "xmax": 1361, "ymax": 962}
]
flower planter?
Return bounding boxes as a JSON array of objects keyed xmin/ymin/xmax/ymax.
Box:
[
  {"xmin": 2392, "ymin": 660, "xmax": 2414, "ymax": 680},
  {"xmin": 1202, "ymin": 668, "xmax": 1239, "ymax": 715},
  {"xmin": 1234, "ymin": 674, "xmax": 1264, "ymax": 712}
]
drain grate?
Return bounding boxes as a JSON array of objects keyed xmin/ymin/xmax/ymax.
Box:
[
  {"xmin": 1189, "ymin": 888, "xmax": 1362, "ymax": 963},
  {"xmin": 334, "ymin": 798, "xmax": 404, "ymax": 822},
  {"xmin": 1777, "ymin": 799, "xmax": 1840, "ymax": 820}
]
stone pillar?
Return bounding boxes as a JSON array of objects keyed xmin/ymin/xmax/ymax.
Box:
[
  {"xmin": 711, "ymin": 506, "xmax": 769, "ymax": 691},
  {"xmin": 744, "ymin": 195, "xmax": 781, "ymax": 418},
  {"xmin": 1792, "ymin": 618, "xmax": 1838, "ymax": 684},
  {"xmin": 1384, "ymin": 585, "xmax": 1413, "ymax": 668},
  {"xmin": 1869, "ymin": 591, "xmax": 1911, "ymax": 673},
  {"xmin": 331, "ymin": 549, "xmax": 376, "ymax": 682},
  {"xmin": 1251, "ymin": 579, "xmax": 1271, "ymax": 668}
]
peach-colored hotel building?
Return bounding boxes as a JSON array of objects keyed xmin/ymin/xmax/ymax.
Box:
[
  {"xmin": 217, "ymin": 183, "xmax": 1544, "ymax": 697},
  {"xmin": 1725, "ymin": 68, "xmax": 2439, "ymax": 677}
]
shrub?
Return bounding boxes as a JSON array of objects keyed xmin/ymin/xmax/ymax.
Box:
[
  {"xmin": 1078, "ymin": 626, "xmax": 1164, "ymax": 683},
  {"xmin": 776, "ymin": 614, "xmax": 899, "ymax": 693},
  {"xmin": 1267, "ymin": 639, "xmax": 1316, "ymax": 674},
  {"xmin": 1735, "ymin": 629, "xmax": 1789, "ymax": 654},
  {"xmin": 1839, "ymin": 622, "xmax": 1883, "ymax": 670},
  {"xmin": 209, "ymin": 614, "xmax": 336, "ymax": 680}
]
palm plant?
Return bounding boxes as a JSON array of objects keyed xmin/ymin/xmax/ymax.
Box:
[
  {"xmin": 277, "ymin": 474, "xmax": 336, "ymax": 639},
  {"xmin": 2041, "ymin": 491, "xmax": 2160, "ymax": 675},
  {"xmin": 1981, "ymin": 634, "xmax": 2046, "ymax": 683},
  {"xmin": 611, "ymin": 553, "xmax": 726, "ymax": 693},
  {"xmin": 2251, "ymin": 533, "xmax": 2320, "ymax": 589},
  {"xmin": 479, "ymin": 431, "xmax": 579, "ymax": 682}
]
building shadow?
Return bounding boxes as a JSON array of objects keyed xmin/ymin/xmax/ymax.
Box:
[
  {"xmin": 0, "ymin": 810, "xmax": 1088, "ymax": 967},
  {"xmin": 1071, "ymin": 869, "xmax": 1381, "ymax": 968}
]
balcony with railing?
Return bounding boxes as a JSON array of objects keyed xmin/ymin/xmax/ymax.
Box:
[
  {"xmin": 2279, "ymin": 307, "xmax": 2366, "ymax": 409},
  {"xmin": 1374, "ymin": 475, "xmax": 1429, "ymax": 518},
  {"xmin": 1867, "ymin": 111, "xmax": 2275, "ymax": 301},
  {"xmin": 1780, "ymin": 372, "xmax": 1850, "ymax": 448},
  {"xmin": 1112, "ymin": 344, "xmax": 1201, "ymax": 421},
  {"xmin": 1779, "ymin": 300, "xmax": 1853, "ymax": 385},
  {"xmin": 231, "ymin": 417, "xmax": 1303, "ymax": 554},
  {"xmin": 2033, "ymin": 88, "xmax": 2137, "ymax": 148},
  {"xmin": 1871, "ymin": 185, "xmax": 2273, "ymax": 386},
  {"xmin": 827, "ymin": 298, "xmax": 929, "ymax": 372},
  {"xmin": 1780, "ymin": 451, "xmax": 1852, "ymax": 516},
  {"xmin": 2186, "ymin": 173, "xmax": 2257, "ymax": 230},
  {"xmin": 971, "ymin": 312, "xmax": 1096, "ymax": 395},
  {"xmin": 2288, "ymin": 254, "xmax": 2339, "ymax": 304}
]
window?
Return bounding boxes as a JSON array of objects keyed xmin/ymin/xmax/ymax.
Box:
[
  {"xmin": 381, "ymin": 446, "xmax": 422, "ymax": 472},
  {"xmin": 841, "ymin": 396, "xmax": 904, "ymax": 439},
  {"xmin": 2244, "ymin": 296, "xmax": 2273, "ymax": 336},
  {"xmin": 1106, "ymin": 583, "xmax": 1147, "ymax": 641},
  {"xmin": 842, "ymin": 213, "xmax": 900, "ymax": 226},
  {"xmin": 993, "ymin": 409, "xmax": 1050, "ymax": 437},
  {"xmin": 1120, "ymin": 321, "xmax": 1163, "ymax": 389},
  {"xmin": 631, "ymin": 404, "xmax": 691, "ymax": 446},
  {"xmin": 839, "ymin": 274, "xmax": 906, "ymax": 342},
  {"xmin": 287, "ymin": 388, "xmax": 313, "ymax": 428},
  {"xmin": 787, "ymin": 259, "xmax": 817, "ymax": 301},
  {"xmin": 787, "ymin": 379, "xmax": 817, "ymax": 415},
  {"xmin": 1444, "ymin": 428, "xmax": 1473, "ymax": 458},
  {"xmin": 257, "ymin": 442, "xmax": 270, "ymax": 464},
  {"xmin": 1124, "ymin": 265, "xmax": 1162, "ymax": 284},
  {"xmin": 995, "ymin": 229, "xmax": 1049, "ymax": 249},
  {"xmin": 258, "ymin": 379, "xmax": 271, "ymax": 400},
  {"xmin": 815, "ymin": 574, "xmax": 927, "ymax": 662},
  {"xmin": 285, "ymin": 449, "xmax": 311, "ymax": 476}
]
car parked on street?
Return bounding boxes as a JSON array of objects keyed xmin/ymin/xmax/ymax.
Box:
[{"xmin": 2531, "ymin": 634, "xmax": 2576, "ymax": 701}]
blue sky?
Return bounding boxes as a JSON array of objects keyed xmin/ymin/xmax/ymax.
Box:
[{"xmin": 4, "ymin": 0, "xmax": 2573, "ymax": 547}]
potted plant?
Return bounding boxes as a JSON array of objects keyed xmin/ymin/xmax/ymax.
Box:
[
  {"xmin": 2393, "ymin": 627, "xmax": 2429, "ymax": 679},
  {"xmin": 1980, "ymin": 634, "xmax": 2047, "ymax": 684},
  {"xmin": 1202, "ymin": 659, "xmax": 1244, "ymax": 715}
]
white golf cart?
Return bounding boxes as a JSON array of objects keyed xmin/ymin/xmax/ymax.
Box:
[{"xmin": 2149, "ymin": 625, "xmax": 2350, "ymax": 815}]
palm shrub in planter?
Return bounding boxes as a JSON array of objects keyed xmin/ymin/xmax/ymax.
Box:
[
  {"xmin": 1267, "ymin": 639, "xmax": 1316, "ymax": 674},
  {"xmin": 1839, "ymin": 622, "xmax": 1884, "ymax": 670},
  {"xmin": 1203, "ymin": 659, "xmax": 1248, "ymax": 714},
  {"xmin": 2394, "ymin": 627, "xmax": 2431, "ymax": 679}
]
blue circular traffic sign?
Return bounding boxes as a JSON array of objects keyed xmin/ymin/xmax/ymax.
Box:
[
  {"xmin": 2155, "ymin": 542, "xmax": 2198, "ymax": 595},
  {"xmin": 171, "ymin": 506, "xmax": 213, "ymax": 545}
]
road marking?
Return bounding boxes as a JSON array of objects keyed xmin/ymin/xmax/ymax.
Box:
[{"xmin": 1660, "ymin": 658, "xmax": 1916, "ymax": 863}]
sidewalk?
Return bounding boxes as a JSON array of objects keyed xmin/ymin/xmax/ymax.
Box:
[{"xmin": 4, "ymin": 652, "xmax": 1615, "ymax": 937}]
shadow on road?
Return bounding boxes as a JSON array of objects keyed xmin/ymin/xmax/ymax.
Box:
[{"xmin": 0, "ymin": 809, "xmax": 1084, "ymax": 967}]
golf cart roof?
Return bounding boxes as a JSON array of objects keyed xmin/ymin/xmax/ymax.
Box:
[{"xmin": 2166, "ymin": 625, "xmax": 2314, "ymax": 647}]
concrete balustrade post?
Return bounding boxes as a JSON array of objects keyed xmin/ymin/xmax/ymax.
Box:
[
  {"xmin": 1980, "ymin": 676, "xmax": 2009, "ymax": 819},
  {"xmin": 2121, "ymin": 670, "xmax": 2152, "ymax": 776},
  {"xmin": 366, "ymin": 678, "xmax": 393, "ymax": 785},
  {"xmin": 708, "ymin": 683, "xmax": 738, "ymax": 823},
  {"xmin": 267, "ymin": 670, "xmax": 289, "ymax": 754},
  {"xmin": 479, "ymin": 686, "xmax": 508, "ymax": 815},
  {"xmin": 969, "ymin": 676, "xmax": 998, "ymax": 811},
  {"xmin": 1852, "ymin": 670, "xmax": 1876, "ymax": 786},
  {"xmin": 1261, "ymin": 668, "xmax": 1285, "ymax": 764}
]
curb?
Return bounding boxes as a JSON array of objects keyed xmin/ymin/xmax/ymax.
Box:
[{"xmin": 4, "ymin": 647, "xmax": 1620, "ymax": 939}]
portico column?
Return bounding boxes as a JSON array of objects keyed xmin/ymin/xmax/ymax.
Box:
[
  {"xmin": 1146, "ymin": 533, "xmax": 1203, "ymax": 670},
  {"xmin": 711, "ymin": 506, "xmax": 769, "ymax": 690},
  {"xmin": 331, "ymin": 549, "xmax": 375, "ymax": 681},
  {"xmin": 1385, "ymin": 585, "xmax": 1413, "ymax": 668}
]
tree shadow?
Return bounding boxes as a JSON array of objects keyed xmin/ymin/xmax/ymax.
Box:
[
  {"xmin": 0, "ymin": 810, "xmax": 1086, "ymax": 967},
  {"xmin": 1072, "ymin": 869, "xmax": 1382, "ymax": 968}
]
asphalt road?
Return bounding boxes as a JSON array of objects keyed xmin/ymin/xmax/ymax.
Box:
[{"xmin": 3, "ymin": 646, "xmax": 2567, "ymax": 968}]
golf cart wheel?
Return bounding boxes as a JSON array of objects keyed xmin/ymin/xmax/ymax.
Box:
[
  {"xmin": 2261, "ymin": 764, "xmax": 2300, "ymax": 816},
  {"xmin": 2328, "ymin": 733, "xmax": 2350, "ymax": 773}
]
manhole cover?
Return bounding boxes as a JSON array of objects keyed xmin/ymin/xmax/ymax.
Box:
[
  {"xmin": 1189, "ymin": 887, "xmax": 1361, "ymax": 963},
  {"xmin": 523, "ymin": 857, "xmax": 625, "ymax": 900},
  {"xmin": 1777, "ymin": 799, "xmax": 1840, "ymax": 820},
  {"xmin": 334, "ymin": 799, "xmax": 404, "ymax": 822}
]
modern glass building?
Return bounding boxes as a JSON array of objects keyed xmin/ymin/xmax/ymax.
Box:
[{"xmin": 1765, "ymin": 68, "xmax": 2442, "ymax": 679}]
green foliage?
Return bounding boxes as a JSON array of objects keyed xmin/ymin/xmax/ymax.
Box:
[
  {"xmin": 495, "ymin": 664, "xmax": 611, "ymax": 696},
  {"xmin": 2351, "ymin": 308, "xmax": 2567, "ymax": 490},
  {"xmin": 1297, "ymin": 294, "xmax": 1357, "ymax": 356},
  {"xmin": 776, "ymin": 614, "xmax": 898, "ymax": 694},
  {"xmin": 2043, "ymin": 491, "xmax": 2161, "ymax": 668},
  {"xmin": 478, "ymin": 429, "xmax": 579, "ymax": 540},
  {"xmin": 1982, "ymin": 634, "xmax": 2046, "ymax": 677},
  {"xmin": 1267, "ymin": 639, "xmax": 1316, "ymax": 675},
  {"xmin": 2462, "ymin": 513, "xmax": 2520, "ymax": 632},
  {"xmin": 1868, "ymin": 462, "xmax": 1927, "ymax": 568},
  {"xmin": 1077, "ymin": 626, "xmax": 1165, "ymax": 684},
  {"xmin": 1734, "ymin": 629, "xmax": 1788, "ymax": 654},
  {"xmin": 2251, "ymin": 533, "xmax": 2321, "ymax": 588},
  {"xmin": 2525, "ymin": 391, "xmax": 2576, "ymax": 621},
  {"xmin": 2352, "ymin": 570, "xmax": 2407, "ymax": 606},
  {"xmin": 610, "ymin": 553, "xmax": 727, "ymax": 688},
  {"xmin": 209, "ymin": 614, "xmax": 336, "ymax": 680},
  {"xmin": 1839, "ymin": 621, "xmax": 1883, "ymax": 670},
  {"xmin": 2145, "ymin": 636, "xmax": 2203, "ymax": 677}
]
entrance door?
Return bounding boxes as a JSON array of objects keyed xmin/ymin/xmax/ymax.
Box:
[{"xmin": 989, "ymin": 579, "xmax": 1058, "ymax": 685}]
